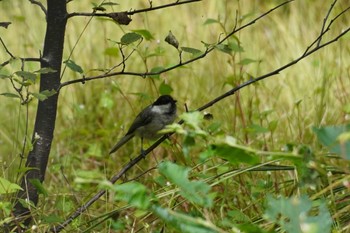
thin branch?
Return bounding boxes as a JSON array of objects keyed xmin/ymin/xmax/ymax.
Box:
[
  {"xmin": 197, "ymin": 27, "xmax": 350, "ymax": 113},
  {"xmin": 0, "ymin": 57, "xmax": 41, "ymax": 68},
  {"xmin": 67, "ymin": 0, "xmax": 201, "ymax": 18},
  {"xmin": 60, "ymin": 12, "xmax": 94, "ymax": 80},
  {"xmin": 106, "ymin": 39, "xmax": 142, "ymax": 74},
  {"xmin": 304, "ymin": 3, "xmax": 350, "ymax": 55},
  {"xmin": 59, "ymin": 0, "xmax": 294, "ymax": 90},
  {"xmin": 28, "ymin": 0, "xmax": 47, "ymax": 16},
  {"xmin": 317, "ymin": 0, "xmax": 337, "ymax": 47},
  {"xmin": 128, "ymin": 0, "xmax": 201, "ymax": 15},
  {"xmin": 217, "ymin": 0, "xmax": 294, "ymax": 46},
  {"xmin": 0, "ymin": 36, "xmax": 15, "ymax": 58}
]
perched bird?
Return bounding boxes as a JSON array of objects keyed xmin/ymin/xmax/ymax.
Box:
[{"xmin": 109, "ymin": 95, "xmax": 177, "ymax": 155}]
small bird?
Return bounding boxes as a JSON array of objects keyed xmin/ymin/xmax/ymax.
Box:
[{"xmin": 109, "ymin": 95, "xmax": 177, "ymax": 155}]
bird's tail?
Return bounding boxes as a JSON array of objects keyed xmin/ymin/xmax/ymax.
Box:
[{"xmin": 109, "ymin": 134, "xmax": 134, "ymax": 154}]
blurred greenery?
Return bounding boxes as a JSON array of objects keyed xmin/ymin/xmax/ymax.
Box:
[{"xmin": 1, "ymin": 0, "xmax": 350, "ymax": 232}]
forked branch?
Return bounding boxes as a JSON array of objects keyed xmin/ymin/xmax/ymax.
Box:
[{"xmin": 28, "ymin": 0, "xmax": 47, "ymax": 16}]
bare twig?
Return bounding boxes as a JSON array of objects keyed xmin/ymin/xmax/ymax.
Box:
[
  {"xmin": 0, "ymin": 36, "xmax": 15, "ymax": 58},
  {"xmin": 60, "ymin": 11, "xmax": 95, "ymax": 80},
  {"xmin": 106, "ymin": 39, "xmax": 143, "ymax": 74},
  {"xmin": 58, "ymin": 0, "xmax": 294, "ymax": 90},
  {"xmin": 304, "ymin": 2, "xmax": 350, "ymax": 55},
  {"xmin": 130, "ymin": 0, "xmax": 201, "ymax": 15},
  {"xmin": 0, "ymin": 57, "xmax": 41, "ymax": 68},
  {"xmin": 28, "ymin": 0, "xmax": 47, "ymax": 16},
  {"xmin": 67, "ymin": 0, "xmax": 201, "ymax": 18},
  {"xmin": 196, "ymin": 29, "xmax": 350, "ymax": 113},
  {"xmin": 317, "ymin": 0, "xmax": 337, "ymax": 47}
]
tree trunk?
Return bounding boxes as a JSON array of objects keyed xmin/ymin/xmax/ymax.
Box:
[{"xmin": 13, "ymin": 0, "xmax": 67, "ymax": 227}]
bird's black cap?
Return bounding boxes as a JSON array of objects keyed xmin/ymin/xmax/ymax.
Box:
[{"xmin": 153, "ymin": 95, "xmax": 177, "ymax": 106}]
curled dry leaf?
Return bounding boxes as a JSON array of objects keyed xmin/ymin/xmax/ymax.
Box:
[
  {"xmin": 0, "ymin": 22, "xmax": 11, "ymax": 29},
  {"xmin": 109, "ymin": 12, "xmax": 132, "ymax": 25},
  {"xmin": 165, "ymin": 31, "xmax": 179, "ymax": 49}
]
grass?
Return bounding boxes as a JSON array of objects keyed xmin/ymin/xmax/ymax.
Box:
[{"xmin": 1, "ymin": 0, "xmax": 350, "ymax": 232}]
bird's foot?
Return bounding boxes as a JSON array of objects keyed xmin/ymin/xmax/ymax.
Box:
[{"xmin": 140, "ymin": 149, "xmax": 146, "ymax": 159}]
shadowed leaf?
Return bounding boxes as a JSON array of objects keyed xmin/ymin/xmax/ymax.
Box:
[
  {"xmin": 63, "ymin": 59, "xmax": 84, "ymax": 74},
  {"xmin": 120, "ymin": 32, "xmax": 142, "ymax": 45}
]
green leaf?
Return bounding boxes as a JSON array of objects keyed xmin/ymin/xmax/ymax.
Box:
[
  {"xmin": 113, "ymin": 182, "xmax": 151, "ymax": 209},
  {"xmin": 236, "ymin": 223, "xmax": 266, "ymax": 233},
  {"xmin": 181, "ymin": 46, "xmax": 202, "ymax": 55},
  {"xmin": 212, "ymin": 144, "xmax": 259, "ymax": 165},
  {"xmin": 215, "ymin": 41, "xmax": 244, "ymax": 54},
  {"xmin": 101, "ymin": 1, "xmax": 119, "ymax": 6},
  {"xmin": 215, "ymin": 44, "xmax": 232, "ymax": 54},
  {"xmin": 104, "ymin": 47, "xmax": 119, "ymax": 57},
  {"xmin": 0, "ymin": 92, "xmax": 20, "ymax": 99},
  {"xmin": 55, "ymin": 196, "xmax": 74, "ymax": 212},
  {"xmin": 179, "ymin": 111, "xmax": 208, "ymax": 136},
  {"xmin": 86, "ymin": 143, "xmax": 103, "ymax": 157},
  {"xmin": 18, "ymin": 198, "xmax": 36, "ymax": 209},
  {"xmin": 15, "ymin": 71, "xmax": 37, "ymax": 82},
  {"xmin": 63, "ymin": 59, "xmax": 84, "ymax": 74},
  {"xmin": 99, "ymin": 93, "xmax": 114, "ymax": 109},
  {"xmin": 264, "ymin": 195, "xmax": 332, "ymax": 233},
  {"xmin": 313, "ymin": 124, "xmax": 350, "ymax": 159},
  {"xmin": 148, "ymin": 66, "xmax": 165, "ymax": 79},
  {"xmin": 151, "ymin": 204, "xmax": 220, "ymax": 233},
  {"xmin": 42, "ymin": 214, "xmax": 64, "ymax": 224},
  {"xmin": 159, "ymin": 82, "xmax": 173, "ymax": 95},
  {"xmin": 211, "ymin": 136, "xmax": 260, "ymax": 165},
  {"xmin": 203, "ymin": 18, "xmax": 220, "ymax": 25},
  {"xmin": 29, "ymin": 179, "xmax": 48, "ymax": 197},
  {"xmin": 0, "ymin": 177, "xmax": 23, "ymax": 194},
  {"xmin": 120, "ymin": 32, "xmax": 142, "ymax": 45},
  {"xmin": 31, "ymin": 92, "xmax": 47, "ymax": 101},
  {"xmin": 31, "ymin": 89, "xmax": 57, "ymax": 101},
  {"xmin": 0, "ymin": 73, "xmax": 11, "ymax": 79},
  {"xmin": 246, "ymin": 124, "xmax": 269, "ymax": 134},
  {"xmin": 158, "ymin": 161, "xmax": 189, "ymax": 185},
  {"xmin": 75, "ymin": 169, "xmax": 104, "ymax": 182},
  {"xmin": 158, "ymin": 161, "xmax": 213, "ymax": 207},
  {"xmin": 268, "ymin": 120, "xmax": 278, "ymax": 132},
  {"xmin": 238, "ymin": 58, "xmax": 258, "ymax": 65},
  {"xmin": 132, "ymin": 29, "xmax": 154, "ymax": 41},
  {"xmin": 92, "ymin": 6, "xmax": 106, "ymax": 12},
  {"xmin": 0, "ymin": 201, "xmax": 12, "ymax": 217},
  {"xmin": 228, "ymin": 41, "xmax": 244, "ymax": 52}
]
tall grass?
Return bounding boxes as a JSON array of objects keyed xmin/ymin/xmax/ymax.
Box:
[{"xmin": 1, "ymin": 0, "xmax": 349, "ymax": 232}]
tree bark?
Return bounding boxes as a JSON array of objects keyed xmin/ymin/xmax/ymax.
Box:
[{"xmin": 13, "ymin": 0, "xmax": 67, "ymax": 227}]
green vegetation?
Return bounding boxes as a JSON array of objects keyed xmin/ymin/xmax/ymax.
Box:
[{"xmin": 1, "ymin": 0, "xmax": 350, "ymax": 232}]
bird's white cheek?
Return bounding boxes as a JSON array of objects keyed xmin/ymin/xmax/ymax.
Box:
[
  {"xmin": 152, "ymin": 105, "xmax": 164, "ymax": 114},
  {"xmin": 152, "ymin": 103, "xmax": 172, "ymax": 114}
]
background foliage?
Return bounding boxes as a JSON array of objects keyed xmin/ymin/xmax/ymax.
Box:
[{"xmin": 1, "ymin": 0, "xmax": 349, "ymax": 232}]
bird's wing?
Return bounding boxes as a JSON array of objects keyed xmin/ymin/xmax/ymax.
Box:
[
  {"xmin": 126, "ymin": 106, "xmax": 153, "ymax": 135},
  {"xmin": 109, "ymin": 133, "xmax": 134, "ymax": 154}
]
